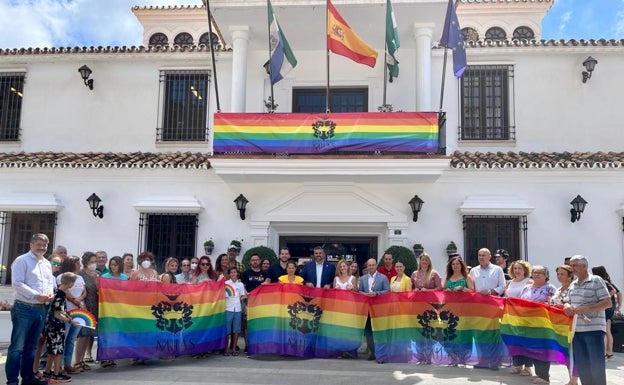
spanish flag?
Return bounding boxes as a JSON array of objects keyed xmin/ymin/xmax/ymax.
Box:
[{"xmin": 327, "ymin": 0, "xmax": 378, "ymax": 68}]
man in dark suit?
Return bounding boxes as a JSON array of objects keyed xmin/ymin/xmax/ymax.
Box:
[
  {"xmin": 301, "ymin": 246, "xmax": 335, "ymax": 289},
  {"xmin": 358, "ymin": 258, "xmax": 390, "ymax": 361}
]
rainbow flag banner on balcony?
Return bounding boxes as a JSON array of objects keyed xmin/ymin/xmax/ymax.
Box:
[
  {"xmin": 246, "ymin": 283, "xmax": 368, "ymax": 358},
  {"xmin": 213, "ymin": 112, "xmax": 438, "ymax": 154},
  {"xmin": 97, "ymin": 278, "xmax": 226, "ymax": 360},
  {"xmin": 370, "ymin": 291, "xmax": 508, "ymax": 364},
  {"xmin": 501, "ymin": 297, "xmax": 572, "ymax": 364}
]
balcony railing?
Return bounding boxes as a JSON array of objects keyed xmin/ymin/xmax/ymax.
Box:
[{"xmin": 213, "ymin": 112, "xmax": 445, "ymax": 155}]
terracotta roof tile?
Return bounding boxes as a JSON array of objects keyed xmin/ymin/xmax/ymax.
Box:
[
  {"xmin": 451, "ymin": 151, "xmax": 624, "ymax": 169},
  {"xmin": 0, "ymin": 44, "xmax": 230, "ymax": 56},
  {"xmin": 0, "ymin": 152, "xmax": 211, "ymax": 169}
]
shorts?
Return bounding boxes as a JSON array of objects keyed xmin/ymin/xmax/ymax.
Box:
[
  {"xmin": 606, "ymin": 308, "xmax": 614, "ymax": 320},
  {"xmin": 226, "ymin": 311, "xmax": 242, "ymax": 334},
  {"xmin": 78, "ymin": 326, "xmax": 97, "ymax": 338}
]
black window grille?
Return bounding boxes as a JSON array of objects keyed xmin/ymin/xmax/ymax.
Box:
[
  {"xmin": 459, "ymin": 65, "xmax": 515, "ymax": 140},
  {"xmin": 292, "ymin": 88, "xmax": 368, "ymax": 113},
  {"xmin": 0, "ymin": 72, "xmax": 25, "ymax": 141},
  {"xmin": 199, "ymin": 32, "xmax": 220, "ymax": 48},
  {"xmin": 485, "ymin": 27, "xmax": 507, "ymax": 41},
  {"xmin": 138, "ymin": 213, "xmax": 198, "ymax": 272},
  {"xmin": 462, "ymin": 215, "xmax": 527, "ymax": 268},
  {"xmin": 157, "ymin": 70, "xmax": 210, "ymax": 142},
  {"xmin": 512, "ymin": 26, "xmax": 535, "ymax": 41},
  {"xmin": 461, "ymin": 27, "xmax": 479, "ymax": 42},
  {"xmin": 174, "ymin": 32, "xmax": 194, "ymax": 46},
  {"xmin": 149, "ymin": 33, "xmax": 168, "ymax": 47}
]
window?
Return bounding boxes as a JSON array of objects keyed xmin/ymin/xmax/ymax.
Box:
[
  {"xmin": 512, "ymin": 26, "xmax": 535, "ymax": 42},
  {"xmin": 149, "ymin": 33, "xmax": 169, "ymax": 47},
  {"xmin": 0, "ymin": 72, "xmax": 25, "ymax": 141},
  {"xmin": 461, "ymin": 28, "xmax": 479, "ymax": 42},
  {"xmin": 485, "ymin": 27, "xmax": 507, "ymax": 41},
  {"xmin": 292, "ymin": 88, "xmax": 368, "ymax": 113},
  {"xmin": 139, "ymin": 213, "xmax": 197, "ymax": 271},
  {"xmin": 174, "ymin": 32, "xmax": 194, "ymax": 46},
  {"xmin": 199, "ymin": 32, "xmax": 220, "ymax": 48},
  {"xmin": 157, "ymin": 70, "xmax": 210, "ymax": 142},
  {"xmin": 462, "ymin": 216, "xmax": 525, "ymax": 268},
  {"xmin": 459, "ymin": 65, "xmax": 515, "ymax": 140}
]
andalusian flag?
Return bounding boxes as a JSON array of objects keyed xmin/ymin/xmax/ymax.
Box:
[
  {"xmin": 268, "ymin": 0, "xmax": 297, "ymax": 84},
  {"xmin": 327, "ymin": 0, "xmax": 378, "ymax": 67},
  {"xmin": 247, "ymin": 283, "xmax": 368, "ymax": 358},
  {"xmin": 501, "ymin": 297, "xmax": 573, "ymax": 364},
  {"xmin": 97, "ymin": 278, "xmax": 226, "ymax": 360},
  {"xmin": 385, "ymin": 0, "xmax": 400, "ymax": 81}
]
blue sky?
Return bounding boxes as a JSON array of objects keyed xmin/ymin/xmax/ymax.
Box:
[{"xmin": 0, "ymin": 0, "xmax": 622, "ymax": 49}]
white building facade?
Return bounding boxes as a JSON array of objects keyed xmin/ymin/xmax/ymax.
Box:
[{"xmin": 0, "ymin": 0, "xmax": 622, "ymax": 287}]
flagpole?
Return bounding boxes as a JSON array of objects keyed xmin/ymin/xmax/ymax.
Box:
[
  {"xmin": 267, "ymin": 0, "xmax": 275, "ymax": 110},
  {"xmin": 383, "ymin": 44, "xmax": 388, "ymax": 106},
  {"xmin": 439, "ymin": 48, "xmax": 448, "ymax": 111},
  {"xmin": 325, "ymin": 0, "xmax": 330, "ymax": 113},
  {"xmin": 203, "ymin": 0, "xmax": 221, "ymax": 112}
]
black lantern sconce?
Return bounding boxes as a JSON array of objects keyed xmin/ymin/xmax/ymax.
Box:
[
  {"xmin": 86, "ymin": 193, "xmax": 104, "ymax": 218},
  {"xmin": 408, "ymin": 195, "xmax": 424, "ymax": 222},
  {"xmin": 78, "ymin": 65, "xmax": 94, "ymax": 90},
  {"xmin": 234, "ymin": 194, "xmax": 249, "ymax": 220},
  {"xmin": 570, "ymin": 195, "xmax": 587, "ymax": 223},
  {"xmin": 581, "ymin": 56, "xmax": 597, "ymax": 83}
]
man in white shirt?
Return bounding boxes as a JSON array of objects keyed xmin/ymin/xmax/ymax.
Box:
[{"xmin": 470, "ymin": 248, "xmax": 506, "ymax": 296}]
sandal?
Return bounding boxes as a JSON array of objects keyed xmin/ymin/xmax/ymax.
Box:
[
  {"xmin": 531, "ymin": 378, "xmax": 549, "ymax": 384},
  {"xmin": 100, "ymin": 360, "xmax": 115, "ymax": 368},
  {"xmin": 84, "ymin": 357, "xmax": 95, "ymax": 363},
  {"xmin": 520, "ymin": 368, "xmax": 533, "ymax": 376},
  {"xmin": 72, "ymin": 364, "xmax": 84, "ymax": 373},
  {"xmin": 510, "ymin": 367, "xmax": 522, "ymax": 374},
  {"xmin": 80, "ymin": 362, "xmax": 91, "ymax": 371}
]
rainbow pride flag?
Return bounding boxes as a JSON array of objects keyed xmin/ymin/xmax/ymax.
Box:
[
  {"xmin": 501, "ymin": 297, "xmax": 572, "ymax": 364},
  {"xmin": 213, "ymin": 112, "xmax": 439, "ymax": 154},
  {"xmin": 247, "ymin": 283, "xmax": 368, "ymax": 358},
  {"xmin": 370, "ymin": 291, "xmax": 508, "ymax": 364},
  {"xmin": 97, "ymin": 278, "xmax": 226, "ymax": 360}
]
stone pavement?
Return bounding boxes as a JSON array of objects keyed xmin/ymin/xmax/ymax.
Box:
[{"xmin": 1, "ymin": 350, "xmax": 622, "ymax": 385}]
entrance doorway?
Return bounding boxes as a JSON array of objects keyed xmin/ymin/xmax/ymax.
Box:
[{"xmin": 279, "ymin": 235, "xmax": 378, "ymax": 275}]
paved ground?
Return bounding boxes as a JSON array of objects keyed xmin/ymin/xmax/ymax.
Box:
[{"xmin": 1, "ymin": 350, "xmax": 622, "ymax": 385}]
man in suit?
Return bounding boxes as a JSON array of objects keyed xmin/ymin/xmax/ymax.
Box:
[
  {"xmin": 358, "ymin": 258, "xmax": 390, "ymax": 361},
  {"xmin": 301, "ymin": 246, "xmax": 335, "ymax": 289}
]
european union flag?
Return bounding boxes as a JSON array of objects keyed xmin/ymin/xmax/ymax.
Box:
[{"xmin": 440, "ymin": 0, "xmax": 467, "ymax": 77}]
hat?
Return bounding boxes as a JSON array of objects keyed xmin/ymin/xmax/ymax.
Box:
[
  {"xmin": 494, "ymin": 249, "xmax": 509, "ymax": 258},
  {"xmin": 228, "ymin": 244, "xmax": 237, "ymax": 250}
]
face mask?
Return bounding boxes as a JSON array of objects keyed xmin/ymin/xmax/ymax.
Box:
[
  {"xmin": 141, "ymin": 260, "xmax": 152, "ymax": 269},
  {"xmin": 87, "ymin": 263, "xmax": 97, "ymax": 271},
  {"xmin": 190, "ymin": 263, "xmax": 198, "ymax": 270}
]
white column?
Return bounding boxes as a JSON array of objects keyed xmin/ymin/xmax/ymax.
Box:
[
  {"xmin": 413, "ymin": 24, "xmax": 433, "ymax": 112},
  {"xmin": 230, "ymin": 26, "xmax": 250, "ymax": 112}
]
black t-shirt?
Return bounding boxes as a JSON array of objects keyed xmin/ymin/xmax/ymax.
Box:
[
  {"xmin": 241, "ymin": 268, "xmax": 267, "ymax": 293},
  {"xmin": 268, "ymin": 263, "xmax": 287, "ymax": 283}
]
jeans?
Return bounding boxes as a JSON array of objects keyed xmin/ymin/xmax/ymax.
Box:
[
  {"xmin": 63, "ymin": 323, "xmax": 81, "ymax": 367},
  {"xmin": 573, "ymin": 330, "xmax": 606, "ymax": 385},
  {"xmin": 5, "ymin": 301, "xmax": 47, "ymax": 385}
]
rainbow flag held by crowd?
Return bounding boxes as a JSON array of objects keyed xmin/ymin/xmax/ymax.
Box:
[
  {"xmin": 501, "ymin": 297, "xmax": 573, "ymax": 364},
  {"xmin": 247, "ymin": 284, "xmax": 368, "ymax": 358},
  {"xmin": 97, "ymin": 278, "xmax": 226, "ymax": 360},
  {"xmin": 370, "ymin": 291, "xmax": 508, "ymax": 364},
  {"xmin": 213, "ymin": 112, "xmax": 439, "ymax": 154}
]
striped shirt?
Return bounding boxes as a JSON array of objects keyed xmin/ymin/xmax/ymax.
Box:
[{"xmin": 569, "ymin": 274, "xmax": 610, "ymax": 332}]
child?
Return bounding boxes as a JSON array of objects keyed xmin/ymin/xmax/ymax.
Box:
[
  {"xmin": 43, "ymin": 272, "xmax": 80, "ymax": 383},
  {"xmin": 224, "ymin": 267, "xmax": 247, "ymax": 356}
]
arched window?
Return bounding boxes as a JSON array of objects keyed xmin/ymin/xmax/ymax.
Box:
[
  {"xmin": 148, "ymin": 33, "xmax": 168, "ymax": 47},
  {"xmin": 174, "ymin": 32, "xmax": 194, "ymax": 45},
  {"xmin": 512, "ymin": 26, "xmax": 535, "ymax": 41},
  {"xmin": 461, "ymin": 27, "xmax": 479, "ymax": 42},
  {"xmin": 485, "ymin": 27, "xmax": 507, "ymax": 41},
  {"xmin": 199, "ymin": 32, "xmax": 220, "ymax": 47}
]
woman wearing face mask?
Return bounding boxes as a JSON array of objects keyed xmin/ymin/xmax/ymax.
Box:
[
  {"xmin": 130, "ymin": 251, "xmax": 160, "ymax": 281},
  {"xmin": 74, "ymin": 252, "xmax": 99, "ymax": 371}
]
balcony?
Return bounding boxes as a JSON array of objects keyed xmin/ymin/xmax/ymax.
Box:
[{"xmin": 210, "ymin": 111, "xmax": 451, "ymax": 182}]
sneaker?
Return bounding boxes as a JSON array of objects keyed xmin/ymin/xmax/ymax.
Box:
[
  {"xmin": 50, "ymin": 373, "xmax": 72, "ymax": 383},
  {"xmin": 21, "ymin": 378, "xmax": 49, "ymax": 385}
]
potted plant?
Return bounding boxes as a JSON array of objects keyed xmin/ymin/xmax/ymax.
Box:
[
  {"xmin": 203, "ymin": 238, "xmax": 214, "ymax": 255},
  {"xmin": 229, "ymin": 239, "xmax": 243, "ymax": 254},
  {"xmin": 0, "ymin": 299, "xmax": 13, "ymax": 342},
  {"xmin": 446, "ymin": 241, "xmax": 458, "ymax": 256},
  {"xmin": 264, "ymin": 96, "xmax": 278, "ymax": 113},
  {"xmin": 412, "ymin": 243, "xmax": 424, "ymax": 257}
]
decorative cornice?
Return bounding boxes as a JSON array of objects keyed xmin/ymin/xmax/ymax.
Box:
[
  {"xmin": 451, "ymin": 151, "xmax": 624, "ymax": 169},
  {"xmin": 0, "ymin": 152, "xmax": 212, "ymax": 169}
]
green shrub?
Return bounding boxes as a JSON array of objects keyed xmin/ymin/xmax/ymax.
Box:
[
  {"xmin": 384, "ymin": 245, "xmax": 418, "ymax": 277},
  {"xmin": 241, "ymin": 246, "xmax": 277, "ymax": 271}
]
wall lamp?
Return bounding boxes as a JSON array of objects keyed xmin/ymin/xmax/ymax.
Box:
[
  {"xmin": 581, "ymin": 56, "xmax": 597, "ymax": 83},
  {"xmin": 234, "ymin": 194, "xmax": 249, "ymax": 220},
  {"xmin": 78, "ymin": 65, "xmax": 94, "ymax": 90},
  {"xmin": 570, "ymin": 195, "xmax": 587, "ymax": 223},
  {"xmin": 408, "ymin": 195, "xmax": 424, "ymax": 222},
  {"xmin": 86, "ymin": 193, "xmax": 104, "ymax": 218}
]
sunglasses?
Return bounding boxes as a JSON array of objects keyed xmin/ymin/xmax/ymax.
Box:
[{"xmin": 50, "ymin": 261, "xmax": 60, "ymax": 266}]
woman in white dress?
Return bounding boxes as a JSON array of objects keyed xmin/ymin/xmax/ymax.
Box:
[{"xmin": 334, "ymin": 260, "xmax": 357, "ymax": 291}]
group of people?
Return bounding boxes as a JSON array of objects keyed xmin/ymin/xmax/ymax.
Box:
[{"xmin": 5, "ymin": 234, "xmax": 621, "ymax": 385}]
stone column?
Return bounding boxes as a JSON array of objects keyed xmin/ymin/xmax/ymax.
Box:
[
  {"xmin": 413, "ymin": 24, "xmax": 433, "ymax": 112},
  {"xmin": 230, "ymin": 26, "xmax": 250, "ymax": 112}
]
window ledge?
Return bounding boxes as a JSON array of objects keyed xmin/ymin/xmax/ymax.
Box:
[
  {"xmin": 155, "ymin": 141, "xmax": 209, "ymax": 150},
  {"xmin": 457, "ymin": 140, "xmax": 516, "ymax": 147}
]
